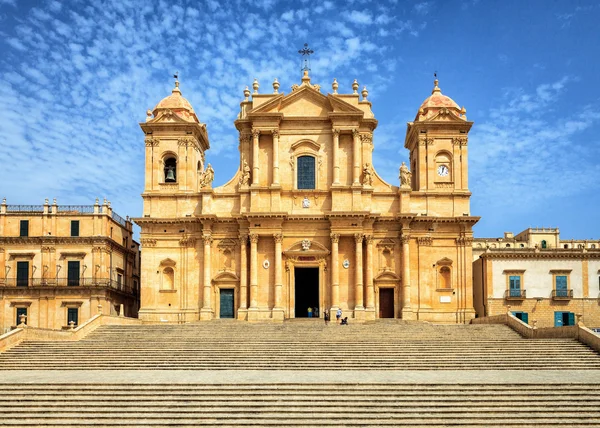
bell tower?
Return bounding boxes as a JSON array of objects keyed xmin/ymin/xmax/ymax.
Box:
[
  {"xmin": 139, "ymin": 78, "xmax": 210, "ymax": 216},
  {"xmin": 404, "ymin": 78, "xmax": 473, "ymax": 216}
]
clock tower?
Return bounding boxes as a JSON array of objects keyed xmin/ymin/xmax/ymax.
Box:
[{"xmin": 404, "ymin": 78, "xmax": 473, "ymax": 217}]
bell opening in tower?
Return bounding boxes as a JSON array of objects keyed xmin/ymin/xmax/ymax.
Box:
[{"xmin": 294, "ymin": 267, "xmax": 319, "ymax": 318}]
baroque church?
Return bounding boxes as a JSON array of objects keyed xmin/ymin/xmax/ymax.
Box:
[{"xmin": 134, "ymin": 69, "xmax": 477, "ymax": 323}]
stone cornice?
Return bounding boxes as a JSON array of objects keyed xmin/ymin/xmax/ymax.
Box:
[
  {"xmin": 480, "ymin": 251, "xmax": 600, "ymax": 260},
  {"xmin": 133, "ymin": 217, "xmax": 200, "ymax": 225}
]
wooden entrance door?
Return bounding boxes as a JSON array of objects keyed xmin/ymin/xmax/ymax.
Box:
[
  {"xmin": 220, "ymin": 289, "xmax": 235, "ymax": 319},
  {"xmin": 379, "ymin": 288, "xmax": 394, "ymax": 318}
]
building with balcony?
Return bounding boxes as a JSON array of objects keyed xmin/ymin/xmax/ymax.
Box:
[
  {"xmin": 0, "ymin": 198, "xmax": 140, "ymax": 333},
  {"xmin": 472, "ymin": 228, "xmax": 600, "ymax": 328}
]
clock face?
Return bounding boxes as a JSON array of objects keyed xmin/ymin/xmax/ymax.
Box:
[{"xmin": 437, "ymin": 165, "xmax": 449, "ymax": 177}]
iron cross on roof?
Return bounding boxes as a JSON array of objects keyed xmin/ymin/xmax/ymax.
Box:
[{"xmin": 298, "ymin": 43, "xmax": 314, "ymax": 72}]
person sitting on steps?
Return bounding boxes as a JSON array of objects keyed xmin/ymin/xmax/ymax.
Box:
[{"xmin": 340, "ymin": 317, "xmax": 348, "ymax": 325}]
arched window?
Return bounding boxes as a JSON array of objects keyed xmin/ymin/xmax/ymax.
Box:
[
  {"xmin": 297, "ymin": 156, "xmax": 315, "ymax": 189},
  {"xmin": 564, "ymin": 244, "xmax": 569, "ymax": 249},
  {"xmin": 162, "ymin": 267, "xmax": 174, "ymax": 290},
  {"xmin": 592, "ymin": 244, "xmax": 596, "ymax": 249},
  {"xmin": 506, "ymin": 244, "xmax": 511, "ymax": 248},
  {"xmin": 520, "ymin": 244, "xmax": 525, "ymax": 248},
  {"xmin": 164, "ymin": 157, "xmax": 177, "ymax": 182},
  {"xmin": 541, "ymin": 240, "xmax": 547, "ymax": 249},
  {"xmin": 440, "ymin": 266, "xmax": 451, "ymax": 288}
]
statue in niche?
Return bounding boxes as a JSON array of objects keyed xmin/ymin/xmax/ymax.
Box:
[
  {"xmin": 199, "ymin": 164, "xmax": 215, "ymax": 188},
  {"xmin": 362, "ymin": 163, "xmax": 373, "ymax": 186},
  {"xmin": 239, "ymin": 158, "xmax": 250, "ymax": 186},
  {"xmin": 399, "ymin": 162, "xmax": 412, "ymax": 187},
  {"xmin": 302, "ymin": 197, "xmax": 310, "ymax": 208}
]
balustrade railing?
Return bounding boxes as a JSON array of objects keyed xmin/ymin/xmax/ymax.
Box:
[
  {"xmin": 6, "ymin": 205, "xmax": 44, "ymax": 212},
  {"xmin": 111, "ymin": 211, "xmax": 128, "ymax": 227},
  {"xmin": 56, "ymin": 205, "xmax": 95, "ymax": 214},
  {"xmin": 0, "ymin": 278, "xmax": 135, "ymax": 295}
]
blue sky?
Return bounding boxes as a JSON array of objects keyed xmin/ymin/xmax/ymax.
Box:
[{"xmin": 0, "ymin": 0, "xmax": 598, "ymax": 239}]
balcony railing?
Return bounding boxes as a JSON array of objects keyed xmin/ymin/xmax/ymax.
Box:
[
  {"xmin": 6, "ymin": 205, "xmax": 44, "ymax": 212},
  {"xmin": 504, "ymin": 289, "xmax": 526, "ymax": 300},
  {"xmin": 112, "ymin": 211, "xmax": 128, "ymax": 228},
  {"xmin": 552, "ymin": 289, "xmax": 573, "ymax": 300},
  {"xmin": 0, "ymin": 278, "xmax": 136, "ymax": 295},
  {"xmin": 56, "ymin": 205, "xmax": 95, "ymax": 214}
]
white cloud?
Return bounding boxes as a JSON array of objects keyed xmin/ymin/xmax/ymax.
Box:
[{"xmin": 346, "ymin": 10, "xmax": 373, "ymax": 25}]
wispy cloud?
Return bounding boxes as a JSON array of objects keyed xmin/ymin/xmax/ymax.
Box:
[{"xmin": 470, "ymin": 77, "xmax": 600, "ymax": 217}]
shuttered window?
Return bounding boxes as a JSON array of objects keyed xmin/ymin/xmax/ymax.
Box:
[{"xmin": 297, "ymin": 156, "xmax": 315, "ymax": 189}]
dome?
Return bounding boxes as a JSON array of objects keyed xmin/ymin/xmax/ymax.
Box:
[
  {"xmin": 152, "ymin": 80, "xmax": 199, "ymax": 123},
  {"xmin": 415, "ymin": 79, "xmax": 465, "ymax": 121}
]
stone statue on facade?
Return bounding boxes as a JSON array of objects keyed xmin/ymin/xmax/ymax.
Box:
[
  {"xmin": 239, "ymin": 159, "xmax": 250, "ymax": 186},
  {"xmin": 399, "ymin": 162, "xmax": 412, "ymax": 188},
  {"xmin": 362, "ymin": 163, "xmax": 373, "ymax": 186},
  {"xmin": 199, "ymin": 164, "xmax": 215, "ymax": 188}
]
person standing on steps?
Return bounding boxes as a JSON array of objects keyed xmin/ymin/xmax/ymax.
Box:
[
  {"xmin": 307, "ymin": 307, "xmax": 313, "ymax": 318},
  {"xmin": 324, "ymin": 310, "xmax": 330, "ymax": 324},
  {"xmin": 336, "ymin": 308, "xmax": 342, "ymax": 324}
]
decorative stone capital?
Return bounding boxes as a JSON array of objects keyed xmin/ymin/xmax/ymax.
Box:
[
  {"xmin": 273, "ymin": 233, "xmax": 283, "ymax": 244},
  {"xmin": 352, "ymin": 129, "xmax": 360, "ymax": 139},
  {"xmin": 332, "ymin": 128, "xmax": 339, "ymax": 138},
  {"xmin": 360, "ymin": 134, "xmax": 373, "ymax": 145},
  {"xmin": 417, "ymin": 237, "xmax": 432, "ymax": 246},
  {"xmin": 354, "ymin": 233, "xmax": 364, "ymax": 244},
  {"xmin": 251, "ymin": 129, "xmax": 260, "ymax": 138},
  {"xmin": 271, "ymin": 129, "xmax": 279, "ymax": 138},
  {"xmin": 177, "ymin": 137, "xmax": 194, "ymax": 147},
  {"xmin": 330, "ymin": 233, "xmax": 340, "ymax": 244},
  {"xmin": 364, "ymin": 235, "xmax": 373, "ymax": 245},
  {"xmin": 41, "ymin": 246, "xmax": 56, "ymax": 253},
  {"xmin": 202, "ymin": 234, "xmax": 213, "ymax": 246},
  {"xmin": 249, "ymin": 234, "xmax": 259, "ymax": 244},
  {"xmin": 144, "ymin": 137, "xmax": 160, "ymax": 147},
  {"xmin": 239, "ymin": 132, "xmax": 251, "ymax": 144},
  {"xmin": 452, "ymin": 136, "xmax": 468, "ymax": 146},
  {"xmin": 418, "ymin": 136, "xmax": 434, "ymax": 146},
  {"xmin": 400, "ymin": 235, "xmax": 411, "ymax": 245},
  {"xmin": 140, "ymin": 239, "xmax": 157, "ymax": 247},
  {"xmin": 238, "ymin": 234, "xmax": 248, "ymax": 245}
]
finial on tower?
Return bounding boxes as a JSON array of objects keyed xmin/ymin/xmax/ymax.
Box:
[
  {"xmin": 432, "ymin": 71, "xmax": 440, "ymax": 94},
  {"xmin": 173, "ymin": 71, "xmax": 181, "ymax": 94},
  {"xmin": 332, "ymin": 78, "xmax": 338, "ymax": 94}
]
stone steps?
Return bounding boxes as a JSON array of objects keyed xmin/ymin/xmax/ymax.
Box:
[{"xmin": 0, "ymin": 383, "xmax": 599, "ymax": 427}]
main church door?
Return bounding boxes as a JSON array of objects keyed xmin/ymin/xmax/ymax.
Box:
[
  {"xmin": 379, "ymin": 288, "xmax": 394, "ymax": 318},
  {"xmin": 219, "ymin": 289, "xmax": 234, "ymax": 319},
  {"xmin": 294, "ymin": 267, "xmax": 319, "ymax": 317}
]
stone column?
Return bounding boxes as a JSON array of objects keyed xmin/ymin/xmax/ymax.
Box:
[
  {"xmin": 273, "ymin": 233, "xmax": 284, "ymax": 321},
  {"xmin": 401, "ymin": 233, "xmax": 413, "ymax": 319},
  {"xmin": 332, "ymin": 129, "xmax": 340, "ymax": 184},
  {"xmin": 251, "ymin": 129, "xmax": 260, "ymax": 186},
  {"xmin": 354, "ymin": 233, "xmax": 364, "ymax": 310},
  {"xmin": 365, "ymin": 235, "xmax": 374, "ymax": 309},
  {"xmin": 249, "ymin": 233, "xmax": 259, "ymax": 308},
  {"xmin": 272, "ymin": 129, "xmax": 280, "ymax": 186},
  {"xmin": 200, "ymin": 233, "xmax": 213, "ymax": 320},
  {"xmin": 239, "ymin": 234, "xmax": 248, "ymax": 310},
  {"xmin": 352, "ymin": 129, "xmax": 361, "ymax": 185},
  {"xmin": 330, "ymin": 233, "xmax": 340, "ymax": 309},
  {"xmin": 273, "ymin": 233, "xmax": 283, "ymax": 308}
]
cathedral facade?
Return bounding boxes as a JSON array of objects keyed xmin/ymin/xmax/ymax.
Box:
[{"xmin": 134, "ymin": 71, "xmax": 478, "ymax": 323}]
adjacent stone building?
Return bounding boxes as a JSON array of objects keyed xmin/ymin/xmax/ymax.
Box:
[
  {"xmin": 0, "ymin": 198, "xmax": 140, "ymax": 333},
  {"xmin": 134, "ymin": 72, "xmax": 478, "ymax": 323},
  {"xmin": 473, "ymin": 228, "xmax": 600, "ymax": 328}
]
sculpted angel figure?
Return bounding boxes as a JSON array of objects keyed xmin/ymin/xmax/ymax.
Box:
[
  {"xmin": 200, "ymin": 164, "xmax": 215, "ymax": 188},
  {"xmin": 362, "ymin": 163, "xmax": 373, "ymax": 186},
  {"xmin": 400, "ymin": 162, "xmax": 412, "ymax": 187},
  {"xmin": 239, "ymin": 158, "xmax": 250, "ymax": 186}
]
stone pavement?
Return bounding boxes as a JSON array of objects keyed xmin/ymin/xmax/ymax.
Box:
[{"xmin": 2, "ymin": 369, "xmax": 600, "ymax": 384}]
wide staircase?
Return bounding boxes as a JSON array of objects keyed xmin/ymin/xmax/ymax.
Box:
[
  {"xmin": 0, "ymin": 321, "xmax": 599, "ymax": 370},
  {"xmin": 1, "ymin": 321, "xmax": 600, "ymax": 426}
]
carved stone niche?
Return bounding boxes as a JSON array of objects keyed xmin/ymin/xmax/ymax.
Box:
[
  {"xmin": 376, "ymin": 239, "xmax": 396, "ymax": 272},
  {"xmin": 217, "ymin": 238, "xmax": 237, "ymax": 272}
]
